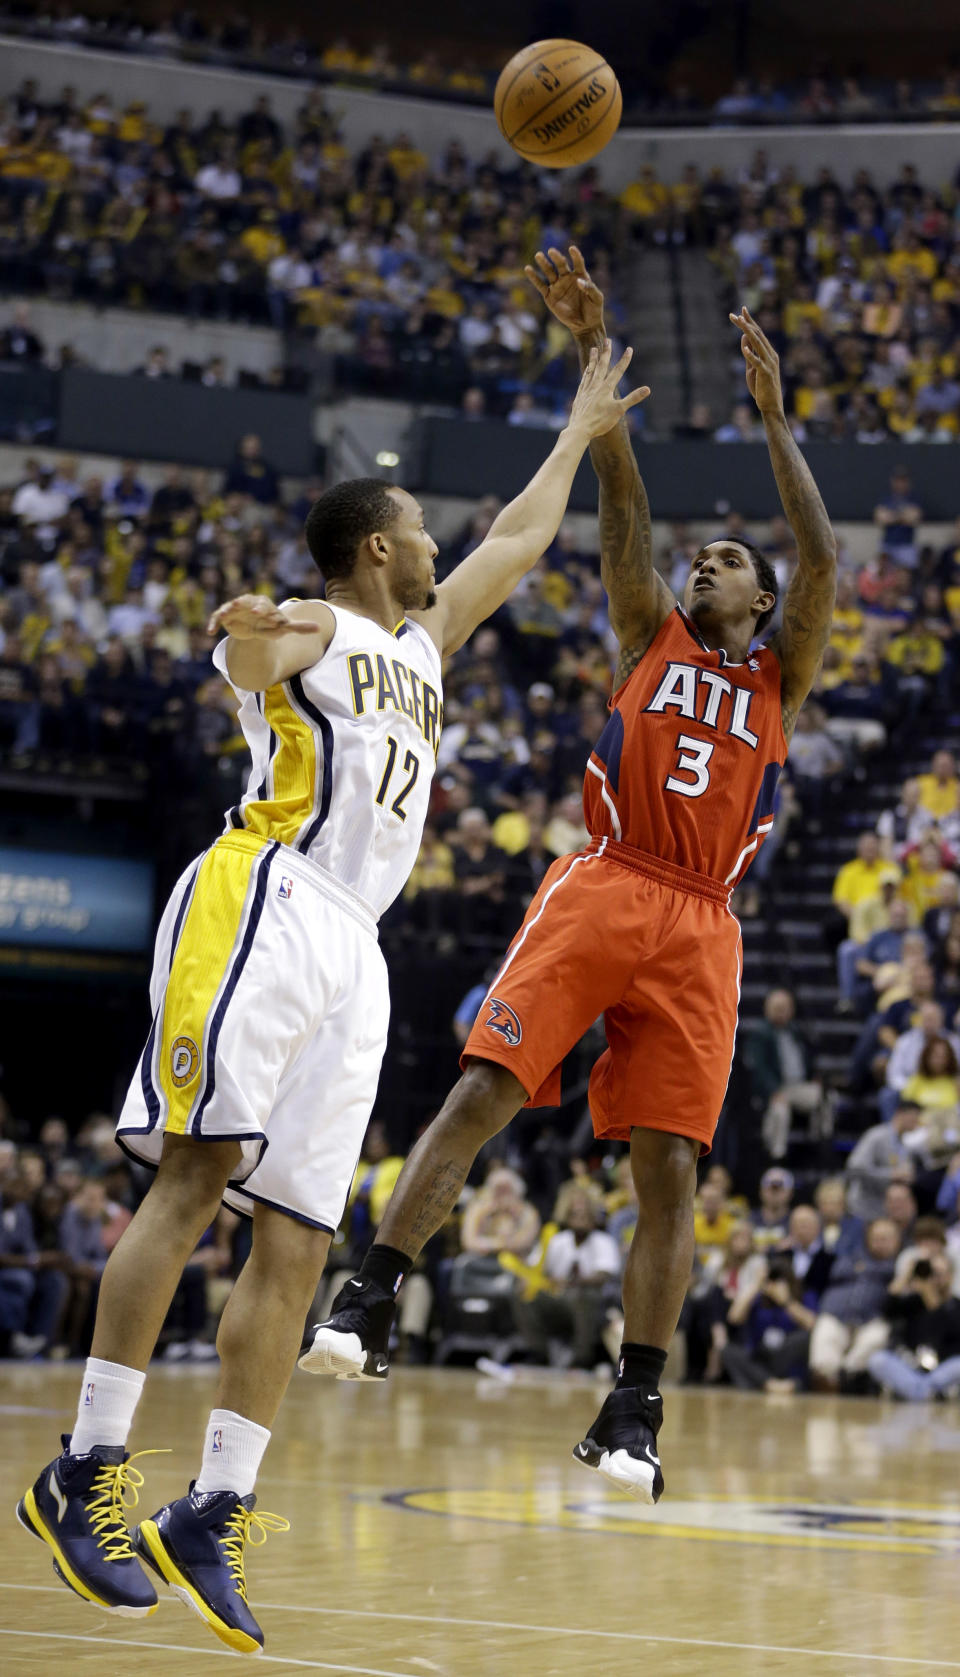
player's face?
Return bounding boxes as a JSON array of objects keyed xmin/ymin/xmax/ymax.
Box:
[
  {"xmin": 387, "ymin": 489, "xmax": 439, "ymax": 611},
  {"xmin": 683, "ymin": 542, "xmax": 770, "ymax": 634}
]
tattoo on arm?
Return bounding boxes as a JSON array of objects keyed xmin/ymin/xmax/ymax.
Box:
[
  {"xmin": 575, "ymin": 325, "xmax": 671, "ymax": 662},
  {"xmin": 764, "ymin": 412, "xmax": 837, "ymax": 729},
  {"xmin": 406, "ymin": 1159, "xmax": 470, "ymax": 1251}
]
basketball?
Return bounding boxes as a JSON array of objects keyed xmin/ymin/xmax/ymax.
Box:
[{"xmin": 494, "ymin": 39, "xmax": 622, "ymax": 169}]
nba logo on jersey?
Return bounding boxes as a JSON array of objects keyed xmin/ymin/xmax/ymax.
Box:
[
  {"xmin": 485, "ymin": 997, "xmax": 522, "ymax": 1046},
  {"xmin": 212, "ymin": 1427, "xmax": 223, "ymax": 1454},
  {"xmin": 83, "ymin": 1381, "xmax": 95, "ymax": 1407},
  {"xmin": 277, "ymin": 876, "xmax": 294, "ymax": 900}
]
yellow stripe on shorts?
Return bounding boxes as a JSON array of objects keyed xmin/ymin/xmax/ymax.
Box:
[
  {"xmin": 241, "ymin": 683, "xmax": 317, "ymax": 847},
  {"xmin": 156, "ymin": 833, "xmax": 271, "ymax": 1135}
]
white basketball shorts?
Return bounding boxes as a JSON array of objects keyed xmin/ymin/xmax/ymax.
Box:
[{"xmin": 117, "ymin": 830, "xmax": 390, "ymax": 1231}]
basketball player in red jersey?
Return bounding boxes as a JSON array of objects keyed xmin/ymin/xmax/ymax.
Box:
[{"xmin": 303, "ymin": 250, "xmax": 837, "ymax": 1503}]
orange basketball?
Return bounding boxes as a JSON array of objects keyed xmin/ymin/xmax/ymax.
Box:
[{"xmin": 494, "ymin": 39, "xmax": 622, "ymax": 169}]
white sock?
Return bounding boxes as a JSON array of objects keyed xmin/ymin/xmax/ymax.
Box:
[
  {"xmin": 70, "ymin": 1357, "xmax": 146, "ymax": 1455},
  {"xmin": 195, "ymin": 1409, "xmax": 271, "ymax": 1498}
]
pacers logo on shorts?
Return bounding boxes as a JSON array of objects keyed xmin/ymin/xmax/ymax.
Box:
[
  {"xmin": 485, "ymin": 998, "xmax": 522, "ymax": 1046},
  {"xmin": 171, "ymin": 1034, "xmax": 200, "ymax": 1088}
]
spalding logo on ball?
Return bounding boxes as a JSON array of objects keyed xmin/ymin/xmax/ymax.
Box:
[{"xmin": 494, "ymin": 39, "xmax": 622, "ymax": 169}]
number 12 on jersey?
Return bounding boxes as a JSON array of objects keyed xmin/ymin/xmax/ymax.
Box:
[
  {"xmin": 666, "ymin": 733, "xmax": 714, "ymax": 798},
  {"xmin": 375, "ymin": 734, "xmax": 420, "ymax": 821}
]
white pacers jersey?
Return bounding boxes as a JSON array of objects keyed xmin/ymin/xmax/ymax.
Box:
[{"xmin": 212, "ymin": 603, "xmax": 443, "ymax": 917}]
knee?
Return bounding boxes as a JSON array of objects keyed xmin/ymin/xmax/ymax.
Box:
[
  {"xmin": 630, "ymin": 1130, "xmax": 699, "ymax": 1211},
  {"xmin": 153, "ymin": 1136, "xmax": 239, "ymax": 1218},
  {"xmin": 447, "ymin": 1061, "xmax": 525, "ymax": 1138}
]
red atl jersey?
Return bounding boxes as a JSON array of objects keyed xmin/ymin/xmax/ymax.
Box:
[{"xmin": 584, "ymin": 606, "xmax": 788, "ymax": 887}]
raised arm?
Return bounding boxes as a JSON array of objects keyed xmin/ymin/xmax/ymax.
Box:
[
  {"xmin": 732, "ymin": 306, "xmax": 837, "ymax": 739},
  {"xmin": 207, "ymin": 595, "xmax": 333, "ymax": 691},
  {"xmin": 526, "ymin": 247, "xmax": 674, "ymax": 686},
  {"xmin": 424, "ymin": 341, "xmax": 649, "ymax": 658}
]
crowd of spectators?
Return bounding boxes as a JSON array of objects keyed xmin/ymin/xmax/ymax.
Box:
[
  {"xmin": 0, "ymin": 77, "xmax": 625, "ymax": 409},
  {"xmin": 7, "ymin": 1090, "xmax": 960, "ymax": 1404},
  {"xmin": 623, "ymin": 148, "xmax": 960, "ymax": 443},
  {"xmin": 4, "ymin": 9, "xmax": 960, "ymax": 126}
]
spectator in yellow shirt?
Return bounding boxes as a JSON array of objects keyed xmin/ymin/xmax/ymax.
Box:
[
  {"xmin": 916, "ymin": 751, "xmax": 959, "ymax": 820},
  {"xmin": 901, "ymin": 838, "xmax": 957, "ymax": 920},
  {"xmin": 833, "ymin": 832, "xmax": 902, "ymax": 941},
  {"xmin": 619, "ymin": 167, "xmax": 670, "ymax": 231},
  {"xmin": 694, "ymin": 1180, "xmax": 738, "ymax": 1258}
]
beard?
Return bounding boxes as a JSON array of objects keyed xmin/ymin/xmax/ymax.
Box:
[{"xmin": 423, "ymin": 586, "xmax": 437, "ymax": 610}]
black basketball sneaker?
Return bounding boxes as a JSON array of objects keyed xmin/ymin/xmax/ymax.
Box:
[
  {"xmin": 572, "ymin": 1385, "xmax": 665, "ymax": 1503},
  {"xmin": 298, "ymin": 1274, "xmax": 397, "ymax": 1381}
]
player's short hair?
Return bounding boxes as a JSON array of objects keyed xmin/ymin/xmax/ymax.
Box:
[{"xmin": 304, "ymin": 478, "xmax": 400, "ymax": 581}]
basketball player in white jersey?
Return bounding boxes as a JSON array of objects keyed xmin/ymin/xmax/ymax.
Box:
[{"xmin": 18, "ymin": 343, "xmax": 648, "ymax": 1654}]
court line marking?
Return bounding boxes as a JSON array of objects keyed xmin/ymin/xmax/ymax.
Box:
[
  {"xmin": 2, "ymin": 1592, "xmax": 959, "ymax": 1669},
  {"xmin": 0, "ymin": 1629, "xmax": 411, "ymax": 1675}
]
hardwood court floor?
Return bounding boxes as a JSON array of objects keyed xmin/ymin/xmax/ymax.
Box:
[{"xmin": 1, "ymin": 1362, "xmax": 959, "ymax": 1676}]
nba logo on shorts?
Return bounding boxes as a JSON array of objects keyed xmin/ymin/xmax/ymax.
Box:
[
  {"xmin": 485, "ymin": 997, "xmax": 522, "ymax": 1046},
  {"xmin": 83, "ymin": 1381, "xmax": 95, "ymax": 1407},
  {"xmin": 277, "ymin": 876, "xmax": 294, "ymax": 900},
  {"xmin": 212, "ymin": 1427, "xmax": 223, "ymax": 1454}
]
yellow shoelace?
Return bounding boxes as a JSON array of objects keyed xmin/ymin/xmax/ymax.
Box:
[
  {"xmin": 219, "ymin": 1506, "xmax": 291, "ymax": 1602},
  {"xmin": 86, "ymin": 1449, "xmax": 170, "ymax": 1561}
]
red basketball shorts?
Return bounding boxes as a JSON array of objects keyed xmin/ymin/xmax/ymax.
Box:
[{"xmin": 461, "ymin": 838, "xmax": 743, "ymax": 1154}]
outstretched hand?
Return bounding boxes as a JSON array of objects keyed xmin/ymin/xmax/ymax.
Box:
[
  {"xmin": 730, "ymin": 305, "xmax": 784, "ymax": 415},
  {"xmin": 567, "ymin": 339, "xmax": 650, "ymax": 439},
  {"xmin": 207, "ymin": 594, "xmax": 319, "ymax": 639},
  {"xmin": 525, "ymin": 244, "xmax": 604, "ymax": 336}
]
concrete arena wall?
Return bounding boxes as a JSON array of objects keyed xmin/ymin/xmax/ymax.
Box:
[
  {"xmin": 0, "ymin": 297, "xmax": 281, "ymax": 381},
  {"xmin": 3, "ymin": 36, "xmax": 960, "ymax": 188}
]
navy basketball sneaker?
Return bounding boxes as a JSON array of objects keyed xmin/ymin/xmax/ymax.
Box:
[
  {"xmin": 134, "ymin": 1485, "xmax": 289, "ymax": 1655},
  {"xmin": 298, "ymin": 1273, "xmax": 397, "ymax": 1380},
  {"xmin": 17, "ymin": 1436, "xmax": 159, "ymax": 1615},
  {"xmin": 572, "ymin": 1386, "xmax": 665, "ymax": 1503}
]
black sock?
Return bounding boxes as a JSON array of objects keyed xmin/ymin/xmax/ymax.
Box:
[
  {"xmin": 616, "ymin": 1342, "xmax": 667, "ymax": 1392},
  {"xmin": 359, "ymin": 1243, "xmax": 410, "ymax": 1295}
]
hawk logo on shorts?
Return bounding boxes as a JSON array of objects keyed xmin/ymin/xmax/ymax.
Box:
[
  {"xmin": 171, "ymin": 1035, "xmax": 200, "ymax": 1087},
  {"xmin": 485, "ymin": 998, "xmax": 522, "ymax": 1046}
]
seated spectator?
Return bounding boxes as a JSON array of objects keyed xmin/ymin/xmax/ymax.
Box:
[
  {"xmin": 916, "ymin": 751, "xmax": 960, "ymax": 823},
  {"xmin": 514, "ymin": 1189, "xmax": 620, "ymax": 1370},
  {"xmin": 831, "ymin": 832, "xmax": 901, "ymax": 948},
  {"xmin": 0, "ymin": 1170, "xmax": 67, "ymax": 1357},
  {"xmin": 745, "ymin": 988, "xmax": 824, "ymax": 1158},
  {"xmin": 775, "ymin": 1205, "xmax": 834, "ymax": 1303},
  {"xmin": 886, "ymin": 1000, "xmax": 960, "ymax": 1107},
  {"xmin": 786, "ymin": 702, "xmax": 844, "ymax": 812},
  {"xmin": 877, "ymin": 776, "xmax": 940, "ymax": 859},
  {"xmin": 714, "ymin": 402, "xmax": 764, "ymax": 443},
  {"xmin": 134, "ymin": 345, "xmax": 172, "ymax": 378},
  {"xmin": 722, "ymin": 1249, "xmax": 816, "ymax": 1393},
  {"xmin": 814, "ymin": 1177, "xmax": 864, "ymax": 1260},
  {"xmin": 0, "ymin": 303, "xmax": 44, "ymax": 362},
  {"xmin": 693, "ymin": 1179, "xmax": 739, "ymax": 1264},
  {"xmin": 460, "ymin": 1167, "xmax": 541, "ymax": 1259},
  {"xmin": 873, "ymin": 468, "xmax": 923, "ymax": 570},
  {"xmin": 868, "ymin": 1249, "xmax": 960, "ymax": 1399},
  {"xmin": 837, "ymin": 896, "xmax": 914, "ymax": 1015},
  {"xmin": 845, "ymin": 1100, "xmax": 923, "ymax": 1221},
  {"xmin": 346, "ymin": 1120, "xmax": 406, "ymax": 1252},
  {"xmin": 750, "ymin": 1166, "xmax": 794, "ymax": 1249},
  {"xmin": 820, "ymin": 653, "xmax": 891, "ymax": 750},
  {"xmin": 223, "ymin": 433, "xmax": 279, "ymax": 504},
  {"xmin": 901, "ymin": 1038, "xmax": 960, "ymax": 1166},
  {"xmin": 900, "ymin": 837, "xmax": 957, "ymax": 922},
  {"xmin": 451, "ymin": 807, "xmax": 510, "ymax": 943},
  {"xmin": 808, "ymin": 1216, "xmax": 901, "ymax": 1392}
]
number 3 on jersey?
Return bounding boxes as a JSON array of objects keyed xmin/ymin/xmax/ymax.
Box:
[
  {"xmin": 666, "ymin": 732, "xmax": 714, "ymax": 798},
  {"xmin": 375, "ymin": 734, "xmax": 420, "ymax": 822}
]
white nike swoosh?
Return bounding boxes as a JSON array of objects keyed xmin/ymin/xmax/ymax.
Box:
[
  {"xmin": 641, "ymin": 1392, "xmax": 662, "ymax": 1404},
  {"xmin": 49, "ymin": 1470, "xmax": 68, "ymax": 1523},
  {"xmin": 375, "ymin": 1362, "xmax": 388, "ymax": 1373},
  {"xmin": 349, "ymin": 1278, "xmax": 364, "ymax": 1288},
  {"xmin": 576, "ymin": 1443, "xmax": 590, "ymax": 1458},
  {"xmin": 644, "ymin": 1444, "xmax": 661, "ymax": 1466}
]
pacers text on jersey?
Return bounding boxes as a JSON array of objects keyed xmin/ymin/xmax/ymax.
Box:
[{"xmin": 347, "ymin": 651, "xmax": 443, "ymax": 758}]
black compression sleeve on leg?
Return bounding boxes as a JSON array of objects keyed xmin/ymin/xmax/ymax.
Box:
[
  {"xmin": 616, "ymin": 1342, "xmax": 668, "ymax": 1391},
  {"xmin": 359, "ymin": 1243, "xmax": 410, "ymax": 1294}
]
